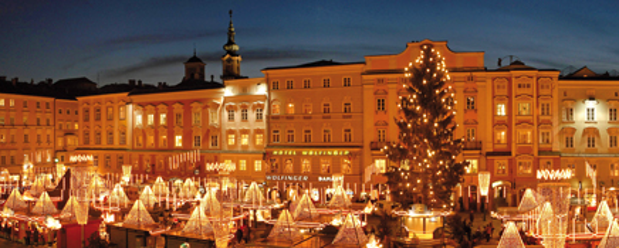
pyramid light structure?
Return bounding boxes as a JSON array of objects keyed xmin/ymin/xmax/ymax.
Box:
[
  {"xmin": 201, "ymin": 190, "xmax": 221, "ymax": 217},
  {"xmin": 139, "ymin": 186, "xmax": 159, "ymax": 208},
  {"xmin": 518, "ymin": 188, "xmax": 538, "ymax": 212},
  {"xmin": 152, "ymin": 176, "xmax": 169, "ymax": 196},
  {"xmin": 5, "ymin": 188, "xmax": 27, "ymax": 211},
  {"xmin": 332, "ymin": 213, "xmax": 368, "ymax": 245},
  {"xmin": 497, "ymin": 221, "xmax": 525, "ymax": 248},
  {"xmin": 123, "ymin": 199, "xmax": 155, "ymax": 226},
  {"xmin": 243, "ymin": 182, "xmax": 265, "ymax": 205},
  {"xmin": 598, "ymin": 219, "xmax": 619, "ymax": 248},
  {"xmin": 109, "ymin": 183, "xmax": 130, "ymax": 206},
  {"xmin": 328, "ymin": 185, "xmax": 352, "ymax": 209},
  {"xmin": 41, "ymin": 174, "xmax": 54, "ymax": 189},
  {"xmin": 591, "ymin": 200, "xmax": 614, "ymax": 233},
  {"xmin": 182, "ymin": 204, "xmax": 214, "ymax": 235},
  {"xmin": 32, "ymin": 191, "xmax": 58, "ymax": 215},
  {"xmin": 60, "ymin": 196, "xmax": 85, "ymax": 222},
  {"xmin": 292, "ymin": 193, "xmax": 318, "ymax": 221},
  {"xmin": 86, "ymin": 175, "xmax": 106, "ymax": 199},
  {"xmin": 179, "ymin": 178, "xmax": 196, "ymax": 199},
  {"xmin": 29, "ymin": 177, "xmax": 46, "ymax": 197},
  {"xmin": 268, "ymin": 209, "xmax": 302, "ymax": 242}
]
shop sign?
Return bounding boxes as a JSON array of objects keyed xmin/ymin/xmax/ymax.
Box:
[
  {"xmin": 266, "ymin": 175, "xmax": 309, "ymax": 181},
  {"xmin": 318, "ymin": 176, "xmax": 334, "ymax": 182},
  {"xmin": 69, "ymin": 155, "xmax": 93, "ymax": 163}
]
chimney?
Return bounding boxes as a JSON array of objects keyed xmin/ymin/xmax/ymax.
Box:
[
  {"xmin": 138, "ymin": 80, "xmax": 143, "ymax": 87},
  {"xmin": 46, "ymin": 78, "xmax": 53, "ymax": 85},
  {"xmin": 11, "ymin": 77, "xmax": 18, "ymax": 86},
  {"xmin": 129, "ymin": 79, "xmax": 136, "ymax": 86},
  {"xmin": 0, "ymin": 76, "xmax": 6, "ymax": 82},
  {"xmin": 158, "ymin": 82, "xmax": 163, "ymax": 89},
  {"xmin": 210, "ymin": 75, "xmax": 214, "ymax": 82}
]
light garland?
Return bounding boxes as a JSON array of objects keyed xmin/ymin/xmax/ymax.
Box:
[
  {"xmin": 536, "ymin": 169, "xmax": 572, "ymax": 180},
  {"xmin": 69, "ymin": 154, "xmax": 93, "ymax": 163}
]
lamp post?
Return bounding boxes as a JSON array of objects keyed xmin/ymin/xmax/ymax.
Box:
[{"xmin": 478, "ymin": 171, "xmax": 490, "ymax": 221}]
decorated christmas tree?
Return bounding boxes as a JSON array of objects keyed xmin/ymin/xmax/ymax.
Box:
[{"xmin": 382, "ymin": 44, "xmax": 467, "ymax": 208}]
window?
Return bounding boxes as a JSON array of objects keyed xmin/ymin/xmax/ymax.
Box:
[
  {"xmin": 36, "ymin": 102, "xmax": 40, "ymax": 109},
  {"xmin": 286, "ymin": 80, "xmax": 293, "ymax": 89},
  {"xmin": 517, "ymin": 130, "xmax": 532, "ymax": 144},
  {"xmin": 321, "ymin": 159, "xmax": 331, "ymax": 173},
  {"xmin": 46, "ymin": 118, "xmax": 50, "ymax": 126},
  {"xmin": 160, "ymin": 113, "xmax": 167, "ymax": 125},
  {"xmin": 377, "ymin": 129, "xmax": 386, "ymax": 142},
  {"xmin": 323, "ymin": 78, "xmax": 330, "ymax": 88},
  {"xmin": 322, "ymin": 103, "xmax": 331, "ymax": 113},
  {"xmin": 303, "ymin": 79, "xmax": 311, "ymax": 88},
  {"xmin": 119, "ymin": 106, "xmax": 126, "ymax": 120},
  {"xmin": 541, "ymin": 103, "xmax": 550, "ymax": 116},
  {"xmin": 160, "ymin": 134, "xmax": 167, "ymax": 147},
  {"xmin": 287, "ymin": 130, "xmax": 294, "ymax": 143},
  {"xmin": 36, "ymin": 118, "xmax": 40, "ymax": 126},
  {"xmin": 175, "ymin": 113, "xmax": 182, "ymax": 126},
  {"xmin": 612, "ymin": 163, "xmax": 619, "ymax": 177},
  {"xmin": 303, "ymin": 104, "xmax": 312, "ymax": 114},
  {"xmin": 466, "ymin": 97, "xmax": 476, "ymax": 110},
  {"xmin": 0, "ymin": 99, "xmax": 3, "ymax": 106},
  {"xmin": 284, "ymin": 159, "xmax": 293, "ymax": 173},
  {"xmin": 105, "ymin": 155, "xmax": 111, "ymax": 168},
  {"xmin": 23, "ymin": 116, "xmax": 28, "ymax": 125},
  {"xmin": 175, "ymin": 135, "xmax": 182, "ymax": 147},
  {"xmin": 227, "ymin": 110, "xmax": 235, "ymax": 121},
  {"xmin": 84, "ymin": 132, "xmax": 90, "ymax": 145},
  {"xmin": 241, "ymin": 134, "xmax": 248, "ymax": 145},
  {"xmin": 241, "ymin": 109, "xmax": 248, "ymax": 120},
  {"xmin": 211, "ymin": 135, "xmax": 219, "ymax": 147},
  {"xmin": 286, "ymin": 103, "xmax": 294, "ymax": 114},
  {"xmin": 255, "ymin": 134, "xmax": 263, "ymax": 145},
  {"xmin": 304, "ymin": 130, "xmax": 312, "ymax": 143},
  {"xmin": 272, "ymin": 103, "xmax": 280, "ymax": 115},
  {"xmin": 107, "ymin": 107, "xmax": 113, "ymax": 120},
  {"xmin": 120, "ymin": 131, "xmax": 126, "ymax": 145},
  {"xmin": 518, "ymin": 160, "xmax": 532, "ymax": 175},
  {"xmin": 375, "ymin": 159, "xmax": 386, "ymax": 173},
  {"xmin": 567, "ymin": 164, "xmax": 576, "ymax": 174},
  {"xmin": 36, "ymin": 134, "xmax": 41, "ymax": 143},
  {"xmin": 587, "ymin": 107, "xmax": 595, "ymax": 121},
  {"xmin": 496, "ymin": 103, "xmax": 506, "ymax": 116},
  {"xmin": 23, "ymin": 101, "xmax": 27, "ymax": 108},
  {"xmin": 564, "ymin": 107, "xmax": 574, "ymax": 121},
  {"xmin": 9, "ymin": 99, "xmax": 14, "ymax": 107},
  {"xmin": 147, "ymin": 114, "xmax": 154, "ymax": 125},
  {"xmin": 543, "ymin": 161, "xmax": 552, "ymax": 170},
  {"xmin": 344, "ymin": 129, "xmax": 352, "ymax": 142},
  {"xmin": 95, "ymin": 131, "xmax": 101, "ymax": 145},
  {"xmin": 518, "ymin": 103, "xmax": 531, "ymax": 115},
  {"xmin": 343, "ymin": 77, "xmax": 351, "ymax": 87},
  {"xmin": 344, "ymin": 103, "xmax": 351, "ymax": 113},
  {"xmin": 272, "ymin": 130, "xmax": 280, "ymax": 143},
  {"xmin": 256, "ymin": 108, "xmax": 263, "ymax": 120},
  {"xmin": 465, "ymin": 159, "xmax": 478, "ymax": 174},
  {"xmin": 193, "ymin": 135, "xmax": 201, "ymax": 147},
  {"xmin": 565, "ymin": 136, "xmax": 574, "ymax": 148},
  {"xmin": 254, "ymin": 160, "xmax": 262, "ymax": 172},
  {"xmin": 323, "ymin": 129, "xmax": 331, "ymax": 142},
  {"xmin": 93, "ymin": 155, "xmax": 98, "ymax": 167},
  {"xmin": 94, "ymin": 108, "xmax": 101, "ymax": 120},
  {"xmin": 193, "ymin": 112, "xmax": 201, "ymax": 125},
  {"xmin": 587, "ymin": 136, "xmax": 596, "ymax": 148},
  {"xmin": 611, "ymin": 135, "xmax": 618, "ymax": 148},
  {"xmin": 466, "ymin": 128, "xmax": 476, "ymax": 141},
  {"xmin": 495, "ymin": 130, "xmax": 506, "ymax": 144},
  {"xmin": 496, "ymin": 161, "xmax": 507, "ymax": 176},
  {"xmin": 376, "ymin": 98, "xmax": 385, "ymax": 111},
  {"xmin": 83, "ymin": 108, "xmax": 90, "ymax": 121},
  {"xmin": 0, "ymin": 117, "xmax": 4, "ymax": 125},
  {"xmin": 540, "ymin": 131, "xmax": 551, "ymax": 144},
  {"xmin": 301, "ymin": 159, "xmax": 311, "ymax": 173},
  {"xmin": 46, "ymin": 102, "xmax": 50, "ymax": 109},
  {"xmin": 271, "ymin": 81, "xmax": 279, "ymax": 90},
  {"xmin": 228, "ymin": 134, "xmax": 235, "ymax": 145},
  {"xmin": 239, "ymin": 160, "xmax": 247, "ymax": 171},
  {"xmin": 107, "ymin": 131, "xmax": 114, "ymax": 145},
  {"xmin": 611, "ymin": 108, "xmax": 618, "ymax": 121}
]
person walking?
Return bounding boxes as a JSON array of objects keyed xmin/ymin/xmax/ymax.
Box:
[
  {"xmin": 244, "ymin": 223, "xmax": 251, "ymax": 244},
  {"xmin": 469, "ymin": 210, "xmax": 475, "ymax": 223},
  {"xmin": 235, "ymin": 226, "xmax": 243, "ymax": 244}
]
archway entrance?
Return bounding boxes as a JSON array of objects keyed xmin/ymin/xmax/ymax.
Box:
[
  {"xmin": 492, "ymin": 181, "xmax": 512, "ymax": 207},
  {"xmin": 469, "ymin": 185, "xmax": 478, "ymax": 211}
]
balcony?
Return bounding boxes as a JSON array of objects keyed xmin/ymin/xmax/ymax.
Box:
[
  {"xmin": 463, "ymin": 141, "xmax": 482, "ymax": 150},
  {"xmin": 370, "ymin": 141, "xmax": 387, "ymax": 151}
]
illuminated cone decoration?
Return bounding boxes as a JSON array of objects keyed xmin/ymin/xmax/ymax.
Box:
[
  {"xmin": 182, "ymin": 203, "xmax": 214, "ymax": 235},
  {"xmin": 179, "ymin": 178, "xmax": 196, "ymax": 199},
  {"xmin": 109, "ymin": 183, "xmax": 130, "ymax": 206},
  {"xmin": 518, "ymin": 188, "xmax": 539, "ymax": 212},
  {"xmin": 139, "ymin": 186, "xmax": 159, "ymax": 208},
  {"xmin": 599, "ymin": 219, "xmax": 619, "ymax": 248},
  {"xmin": 29, "ymin": 177, "xmax": 46, "ymax": 197},
  {"xmin": 123, "ymin": 199, "xmax": 155, "ymax": 226},
  {"xmin": 5, "ymin": 188, "xmax": 27, "ymax": 211},
  {"xmin": 328, "ymin": 185, "xmax": 352, "ymax": 209},
  {"xmin": 332, "ymin": 213, "xmax": 368, "ymax": 245},
  {"xmin": 292, "ymin": 193, "xmax": 318, "ymax": 221},
  {"xmin": 243, "ymin": 181, "xmax": 265, "ymax": 205},
  {"xmin": 201, "ymin": 190, "xmax": 221, "ymax": 217},
  {"xmin": 497, "ymin": 222, "xmax": 525, "ymax": 248},
  {"xmin": 60, "ymin": 196, "xmax": 85, "ymax": 222},
  {"xmin": 32, "ymin": 191, "xmax": 58, "ymax": 215},
  {"xmin": 152, "ymin": 176, "xmax": 169, "ymax": 196},
  {"xmin": 592, "ymin": 200, "xmax": 614, "ymax": 233},
  {"xmin": 268, "ymin": 209, "xmax": 302, "ymax": 242}
]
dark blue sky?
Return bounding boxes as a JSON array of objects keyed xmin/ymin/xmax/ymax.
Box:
[{"xmin": 1, "ymin": 0, "xmax": 618, "ymax": 85}]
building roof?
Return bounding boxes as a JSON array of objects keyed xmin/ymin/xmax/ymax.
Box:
[
  {"xmin": 129, "ymin": 79, "xmax": 223, "ymax": 95},
  {"xmin": 262, "ymin": 60, "xmax": 364, "ymax": 71},
  {"xmin": 185, "ymin": 55, "xmax": 205, "ymax": 64},
  {"xmin": 560, "ymin": 66, "xmax": 619, "ymax": 80},
  {"xmin": 0, "ymin": 78, "xmax": 76, "ymax": 100}
]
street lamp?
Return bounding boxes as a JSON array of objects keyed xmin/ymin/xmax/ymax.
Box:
[{"xmin": 478, "ymin": 171, "xmax": 491, "ymax": 221}]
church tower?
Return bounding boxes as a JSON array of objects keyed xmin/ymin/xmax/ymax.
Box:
[
  {"xmin": 183, "ymin": 49, "xmax": 206, "ymax": 81},
  {"xmin": 221, "ymin": 10, "xmax": 243, "ymax": 80}
]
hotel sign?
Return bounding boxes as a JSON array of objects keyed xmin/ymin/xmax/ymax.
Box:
[
  {"xmin": 266, "ymin": 175, "xmax": 309, "ymax": 181},
  {"xmin": 272, "ymin": 150, "xmax": 351, "ymax": 156},
  {"xmin": 69, "ymin": 155, "xmax": 93, "ymax": 163}
]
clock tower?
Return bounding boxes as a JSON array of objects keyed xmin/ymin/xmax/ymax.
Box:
[{"xmin": 221, "ymin": 10, "xmax": 243, "ymax": 80}]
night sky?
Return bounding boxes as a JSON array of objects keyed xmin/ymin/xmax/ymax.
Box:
[{"xmin": 1, "ymin": 0, "xmax": 618, "ymax": 85}]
